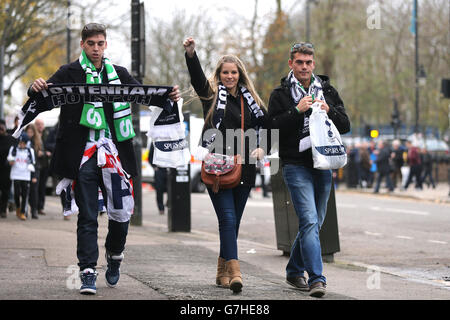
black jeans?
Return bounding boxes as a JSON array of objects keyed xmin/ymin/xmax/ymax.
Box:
[
  {"xmin": 0, "ymin": 169, "xmax": 11, "ymax": 213},
  {"xmin": 38, "ymin": 166, "xmax": 49, "ymax": 211},
  {"xmin": 29, "ymin": 169, "xmax": 39, "ymax": 215},
  {"xmin": 404, "ymin": 165, "xmax": 423, "ymax": 189},
  {"xmin": 154, "ymin": 167, "xmax": 167, "ymax": 211},
  {"xmin": 13, "ymin": 180, "xmax": 29, "ymax": 214},
  {"xmin": 74, "ymin": 153, "xmax": 129, "ymax": 271}
]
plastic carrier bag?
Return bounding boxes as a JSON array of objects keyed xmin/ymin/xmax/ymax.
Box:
[{"xmin": 309, "ymin": 102, "xmax": 347, "ymax": 170}]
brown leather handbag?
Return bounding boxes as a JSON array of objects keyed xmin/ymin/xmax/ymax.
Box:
[{"xmin": 201, "ymin": 95, "xmax": 244, "ymax": 193}]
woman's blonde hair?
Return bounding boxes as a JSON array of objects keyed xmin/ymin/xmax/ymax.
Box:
[{"xmin": 202, "ymin": 54, "xmax": 265, "ymax": 127}]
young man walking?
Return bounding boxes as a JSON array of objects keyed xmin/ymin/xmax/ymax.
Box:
[{"xmin": 29, "ymin": 23, "xmax": 179, "ymax": 294}]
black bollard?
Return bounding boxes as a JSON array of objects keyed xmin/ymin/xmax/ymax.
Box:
[
  {"xmin": 167, "ymin": 112, "xmax": 191, "ymax": 232},
  {"xmin": 271, "ymin": 158, "xmax": 340, "ymax": 261}
]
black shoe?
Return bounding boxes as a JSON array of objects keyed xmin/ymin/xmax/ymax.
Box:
[
  {"xmin": 286, "ymin": 276, "xmax": 309, "ymax": 291},
  {"xmin": 105, "ymin": 252, "xmax": 124, "ymax": 288},
  {"xmin": 309, "ymin": 281, "xmax": 326, "ymax": 298}
]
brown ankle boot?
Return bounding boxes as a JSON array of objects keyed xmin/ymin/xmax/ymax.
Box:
[
  {"xmin": 216, "ymin": 257, "xmax": 230, "ymax": 288},
  {"xmin": 16, "ymin": 208, "xmax": 21, "ymax": 219},
  {"xmin": 226, "ymin": 259, "xmax": 243, "ymax": 293}
]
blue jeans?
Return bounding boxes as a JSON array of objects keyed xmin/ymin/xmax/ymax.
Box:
[
  {"xmin": 74, "ymin": 153, "xmax": 129, "ymax": 270},
  {"xmin": 207, "ymin": 184, "xmax": 251, "ymax": 261},
  {"xmin": 282, "ymin": 164, "xmax": 332, "ymax": 285}
]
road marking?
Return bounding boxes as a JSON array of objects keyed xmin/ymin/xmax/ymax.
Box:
[
  {"xmin": 370, "ymin": 206, "xmax": 429, "ymax": 216},
  {"xmin": 396, "ymin": 235, "xmax": 413, "ymax": 240},
  {"xmin": 364, "ymin": 231, "xmax": 382, "ymax": 236},
  {"xmin": 428, "ymin": 240, "xmax": 447, "ymax": 245},
  {"xmin": 339, "ymin": 204, "xmax": 358, "ymax": 208}
]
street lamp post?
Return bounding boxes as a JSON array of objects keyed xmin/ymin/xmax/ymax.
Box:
[
  {"xmin": 0, "ymin": 44, "xmax": 4, "ymax": 119},
  {"xmin": 305, "ymin": 0, "xmax": 318, "ymax": 43},
  {"xmin": 67, "ymin": 0, "xmax": 71, "ymax": 64},
  {"xmin": 413, "ymin": 0, "xmax": 419, "ymax": 133}
]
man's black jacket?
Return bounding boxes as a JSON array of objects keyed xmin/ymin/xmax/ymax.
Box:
[
  {"xmin": 28, "ymin": 60, "xmax": 140, "ymax": 179},
  {"xmin": 268, "ymin": 75, "xmax": 350, "ymax": 168}
]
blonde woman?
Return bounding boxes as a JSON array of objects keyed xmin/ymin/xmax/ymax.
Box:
[{"xmin": 184, "ymin": 37, "xmax": 269, "ymax": 293}]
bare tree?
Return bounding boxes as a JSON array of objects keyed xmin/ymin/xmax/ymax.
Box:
[
  {"xmin": 0, "ymin": 0, "xmax": 66, "ymax": 95},
  {"xmin": 144, "ymin": 9, "xmax": 222, "ymax": 116}
]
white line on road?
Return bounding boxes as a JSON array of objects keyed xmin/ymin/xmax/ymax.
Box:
[
  {"xmin": 364, "ymin": 231, "xmax": 383, "ymax": 236},
  {"xmin": 338, "ymin": 204, "xmax": 358, "ymax": 208},
  {"xmin": 395, "ymin": 235, "xmax": 414, "ymax": 240},
  {"xmin": 370, "ymin": 206, "xmax": 429, "ymax": 216},
  {"xmin": 427, "ymin": 240, "xmax": 447, "ymax": 245}
]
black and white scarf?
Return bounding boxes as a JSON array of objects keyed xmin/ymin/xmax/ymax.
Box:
[
  {"xmin": 196, "ymin": 84, "xmax": 265, "ymax": 159},
  {"xmin": 288, "ymin": 70, "xmax": 325, "ymax": 152},
  {"xmin": 13, "ymin": 83, "xmax": 173, "ymax": 139},
  {"xmin": 146, "ymin": 100, "xmax": 190, "ymax": 168}
]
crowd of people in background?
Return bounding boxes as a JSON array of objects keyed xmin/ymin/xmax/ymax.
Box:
[
  {"xmin": 340, "ymin": 138, "xmax": 438, "ymax": 193},
  {"xmin": 1, "ymin": 113, "xmax": 445, "ymax": 221},
  {"xmin": 0, "ymin": 116, "xmax": 58, "ymax": 220}
]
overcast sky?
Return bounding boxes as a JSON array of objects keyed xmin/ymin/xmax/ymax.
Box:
[
  {"xmin": 7, "ymin": 0, "xmax": 300, "ymax": 115},
  {"xmin": 96, "ymin": 0, "xmax": 299, "ymax": 67}
]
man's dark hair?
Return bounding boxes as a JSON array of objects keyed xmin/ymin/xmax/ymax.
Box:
[
  {"xmin": 81, "ymin": 23, "xmax": 107, "ymax": 41},
  {"xmin": 290, "ymin": 42, "xmax": 315, "ymax": 60}
]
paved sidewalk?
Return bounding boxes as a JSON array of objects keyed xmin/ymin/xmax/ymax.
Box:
[{"xmin": 0, "ymin": 188, "xmax": 449, "ymax": 301}]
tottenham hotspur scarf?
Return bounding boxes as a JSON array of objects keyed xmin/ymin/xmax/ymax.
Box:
[
  {"xmin": 79, "ymin": 50, "xmax": 135, "ymax": 142},
  {"xmin": 56, "ymin": 137, "xmax": 134, "ymax": 222},
  {"xmin": 195, "ymin": 84, "xmax": 265, "ymax": 161},
  {"xmin": 288, "ymin": 70, "xmax": 325, "ymax": 152}
]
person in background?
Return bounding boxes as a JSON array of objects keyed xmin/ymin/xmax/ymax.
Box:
[
  {"xmin": 6, "ymin": 115, "xmax": 19, "ymax": 135},
  {"xmin": 25, "ymin": 124, "xmax": 42, "ymax": 219},
  {"xmin": 0, "ymin": 119, "xmax": 15, "ymax": 218},
  {"xmin": 35, "ymin": 119, "xmax": 52, "ymax": 215},
  {"xmin": 7, "ymin": 133, "xmax": 36, "ymax": 221},
  {"xmin": 373, "ymin": 140, "xmax": 394, "ymax": 193},
  {"xmin": 420, "ymin": 148, "xmax": 435, "ymax": 189},
  {"xmin": 368, "ymin": 140, "xmax": 377, "ymax": 188},
  {"xmin": 148, "ymin": 142, "xmax": 167, "ymax": 215},
  {"xmin": 403, "ymin": 141, "xmax": 422, "ymax": 190},
  {"xmin": 390, "ymin": 139, "xmax": 404, "ymax": 189},
  {"xmin": 6, "ymin": 116, "xmax": 19, "ymax": 214},
  {"xmin": 359, "ymin": 142, "xmax": 371, "ymax": 188}
]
